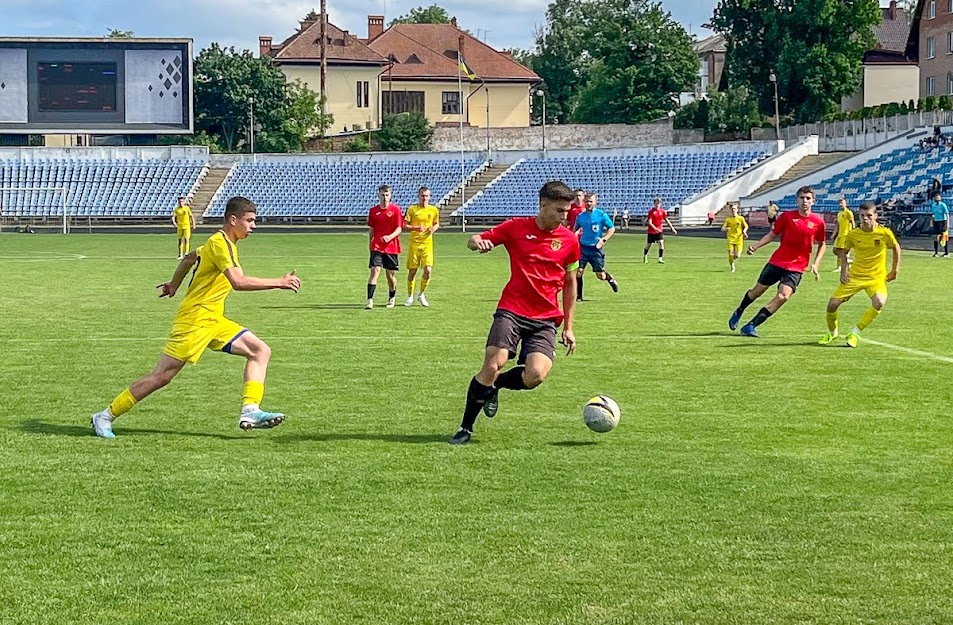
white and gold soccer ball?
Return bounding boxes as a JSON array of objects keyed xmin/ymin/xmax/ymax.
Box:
[{"xmin": 583, "ymin": 396, "xmax": 621, "ymax": 433}]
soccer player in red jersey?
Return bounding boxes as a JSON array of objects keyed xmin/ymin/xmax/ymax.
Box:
[
  {"xmin": 366, "ymin": 184, "xmax": 403, "ymax": 310},
  {"xmin": 567, "ymin": 188, "xmax": 586, "ymax": 231},
  {"xmin": 449, "ymin": 181, "xmax": 582, "ymax": 445},
  {"xmin": 643, "ymin": 197, "xmax": 678, "ymax": 263},
  {"xmin": 728, "ymin": 186, "xmax": 827, "ymax": 337}
]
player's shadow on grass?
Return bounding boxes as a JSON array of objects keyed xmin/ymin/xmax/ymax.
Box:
[
  {"xmin": 643, "ymin": 331, "xmax": 728, "ymax": 338},
  {"xmin": 550, "ymin": 440, "xmax": 598, "ymax": 447},
  {"xmin": 276, "ymin": 432, "xmax": 449, "ymax": 445},
  {"xmin": 720, "ymin": 341, "xmax": 812, "ymax": 348},
  {"xmin": 20, "ymin": 420, "xmax": 246, "ymax": 441},
  {"xmin": 261, "ymin": 303, "xmax": 365, "ymax": 310}
]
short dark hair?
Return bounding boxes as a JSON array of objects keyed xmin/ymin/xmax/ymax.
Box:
[
  {"xmin": 585, "ymin": 193, "xmax": 597, "ymax": 200},
  {"xmin": 574, "ymin": 188, "xmax": 585, "ymax": 194},
  {"xmin": 224, "ymin": 196, "xmax": 256, "ymax": 220},
  {"xmin": 859, "ymin": 201, "xmax": 877, "ymax": 212},
  {"xmin": 796, "ymin": 186, "xmax": 815, "ymax": 198},
  {"xmin": 539, "ymin": 181, "xmax": 574, "ymax": 202},
  {"xmin": 418, "ymin": 186, "xmax": 430, "ymax": 193},
  {"xmin": 378, "ymin": 184, "xmax": 391, "ymax": 193}
]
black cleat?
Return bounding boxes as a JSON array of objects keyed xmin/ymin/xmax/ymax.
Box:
[
  {"xmin": 448, "ymin": 428, "xmax": 472, "ymax": 445},
  {"xmin": 482, "ymin": 388, "xmax": 499, "ymax": 418},
  {"xmin": 609, "ymin": 279, "xmax": 619, "ymax": 293}
]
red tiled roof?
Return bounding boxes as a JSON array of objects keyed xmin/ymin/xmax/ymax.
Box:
[
  {"xmin": 872, "ymin": 7, "xmax": 912, "ymax": 53},
  {"xmin": 270, "ymin": 20, "xmax": 387, "ymax": 65},
  {"xmin": 368, "ymin": 24, "xmax": 539, "ymax": 81}
]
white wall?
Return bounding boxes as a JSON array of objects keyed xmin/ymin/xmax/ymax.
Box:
[{"xmin": 0, "ymin": 146, "xmax": 209, "ymax": 161}]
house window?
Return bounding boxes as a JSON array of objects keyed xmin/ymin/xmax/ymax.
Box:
[
  {"xmin": 928, "ymin": 75, "xmax": 937, "ymax": 96},
  {"xmin": 928, "ymin": 36, "xmax": 937, "ymax": 58},
  {"xmin": 382, "ymin": 91, "xmax": 425, "ymax": 115},
  {"xmin": 441, "ymin": 91, "xmax": 460, "ymax": 115},
  {"xmin": 948, "ymin": 72, "xmax": 953, "ymax": 94},
  {"xmin": 949, "ymin": 0, "xmax": 953, "ymax": 13},
  {"xmin": 698, "ymin": 59, "xmax": 710, "ymax": 93},
  {"xmin": 948, "ymin": 31, "xmax": 953, "ymax": 53},
  {"xmin": 356, "ymin": 81, "xmax": 370, "ymax": 108},
  {"xmin": 930, "ymin": 0, "xmax": 936, "ymax": 18}
]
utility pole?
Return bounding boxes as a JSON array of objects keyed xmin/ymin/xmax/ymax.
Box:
[{"xmin": 320, "ymin": 0, "xmax": 328, "ymax": 134}]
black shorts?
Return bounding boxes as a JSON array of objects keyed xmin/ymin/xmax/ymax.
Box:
[
  {"xmin": 579, "ymin": 245, "xmax": 606, "ymax": 272},
  {"xmin": 757, "ymin": 262, "xmax": 803, "ymax": 292},
  {"xmin": 767, "ymin": 215, "xmax": 777, "ymax": 226},
  {"xmin": 369, "ymin": 251, "xmax": 399, "ymax": 271},
  {"xmin": 933, "ymin": 219, "xmax": 948, "ymax": 235},
  {"xmin": 646, "ymin": 232, "xmax": 664, "ymax": 244},
  {"xmin": 486, "ymin": 309, "xmax": 557, "ymax": 364}
]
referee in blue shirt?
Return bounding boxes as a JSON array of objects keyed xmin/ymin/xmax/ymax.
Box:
[
  {"xmin": 931, "ymin": 192, "xmax": 949, "ymax": 257},
  {"xmin": 574, "ymin": 193, "xmax": 619, "ymax": 300}
]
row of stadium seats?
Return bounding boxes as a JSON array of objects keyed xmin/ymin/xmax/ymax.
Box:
[
  {"xmin": 457, "ymin": 151, "xmax": 766, "ymax": 217},
  {"xmin": 773, "ymin": 146, "xmax": 953, "ymax": 212},
  {"xmin": 204, "ymin": 159, "xmax": 486, "ymax": 218},
  {"xmin": 0, "ymin": 159, "xmax": 204, "ymax": 217}
]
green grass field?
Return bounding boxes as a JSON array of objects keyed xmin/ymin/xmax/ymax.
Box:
[{"xmin": 2, "ymin": 231, "xmax": 952, "ymax": 625}]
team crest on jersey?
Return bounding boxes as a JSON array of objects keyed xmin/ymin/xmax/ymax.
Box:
[
  {"xmin": 874, "ymin": 239, "xmax": 881, "ymax": 247},
  {"xmin": 551, "ymin": 239, "xmax": 562, "ymax": 251},
  {"xmin": 807, "ymin": 222, "xmax": 815, "ymax": 229}
]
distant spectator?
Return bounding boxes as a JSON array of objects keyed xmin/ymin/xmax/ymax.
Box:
[
  {"xmin": 622, "ymin": 207, "xmax": 630, "ymax": 230},
  {"xmin": 706, "ymin": 210, "xmax": 716, "ymax": 226},
  {"xmin": 766, "ymin": 202, "xmax": 779, "ymax": 227}
]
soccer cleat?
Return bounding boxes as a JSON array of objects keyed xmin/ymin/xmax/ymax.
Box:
[
  {"xmin": 728, "ymin": 310, "xmax": 743, "ymax": 331},
  {"xmin": 846, "ymin": 332, "xmax": 860, "ymax": 348},
  {"xmin": 418, "ymin": 293, "xmax": 429, "ymax": 307},
  {"xmin": 448, "ymin": 428, "xmax": 472, "ymax": 445},
  {"xmin": 90, "ymin": 411, "xmax": 115, "ymax": 439},
  {"xmin": 576, "ymin": 297, "xmax": 584, "ymax": 302},
  {"xmin": 385, "ymin": 298, "xmax": 396, "ymax": 309},
  {"xmin": 740, "ymin": 323, "xmax": 759, "ymax": 338},
  {"xmin": 365, "ymin": 299, "xmax": 374, "ymax": 310},
  {"xmin": 658, "ymin": 258, "xmax": 665, "ymax": 264},
  {"xmin": 818, "ymin": 331, "xmax": 839, "ymax": 345},
  {"xmin": 239, "ymin": 409, "xmax": 285, "ymax": 431},
  {"xmin": 482, "ymin": 388, "xmax": 499, "ymax": 418},
  {"xmin": 404, "ymin": 296, "xmax": 414, "ymax": 307},
  {"xmin": 730, "ymin": 265, "xmax": 736, "ymax": 273},
  {"xmin": 609, "ymin": 279, "xmax": 619, "ymax": 293}
]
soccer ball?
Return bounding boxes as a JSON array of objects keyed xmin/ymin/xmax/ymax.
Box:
[{"xmin": 583, "ymin": 396, "xmax": 621, "ymax": 433}]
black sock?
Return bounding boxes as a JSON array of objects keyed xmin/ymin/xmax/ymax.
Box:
[
  {"xmin": 935, "ymin": 241, "xmax": 940, "ymax": 253},
  {"xmin": 460, "ymin": 377, "xmax": 494, "ymax": 431},
  {"xmin": 735, "ymin": 292, "xmax": 755, "ymax": 315},
  {"xmin": 643, "ymin": 247, "xmax": 649, "ymax": 257},
  {"xmin": 748, "ymin": 307, "xmax": 773, "ymax": 328},
  {"xmin": 388, "ymin": 289, "xmax": 396, "ymax": 300},
  {"xmin": 659, "ymin": 249, "xmax": 664, "ymax": 258},
  {"xmin": 577, "ymin": 276, "xmax": 584, "ymax": 299},
  {"xmin": 367, "ymin": 283, "xmax": 376, "ymax": 299},
  {"xmin": 495, "ymin": 366, "xmax": 528, "ymax": 390},
  {"xmin": 946, "ymin": 242, "xmax": 949, "ymax": 254},
  {"xmin": 603, "ymin": 272, "xmax": 615, "ymax": 283}
]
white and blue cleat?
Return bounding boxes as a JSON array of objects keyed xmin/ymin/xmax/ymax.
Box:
[
  {"xmin": 239, "ymin": 410, "xmax": 285, "ymax": 431},
  {"xmin": 90, "ymin": 411, "xmax": 116, "ymax": 439}
]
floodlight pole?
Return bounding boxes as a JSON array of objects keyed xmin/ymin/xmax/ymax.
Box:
[
  {"xmin": 537, "ymin": 89, "xmax": 547, "ymax": 158},
  {"xmin": 769, "ymin": 70, "xmax": 780, "ymax": 141},
  {"xmin": 248, "ymin": 96, "xmax": 256, "ymax": 155}
]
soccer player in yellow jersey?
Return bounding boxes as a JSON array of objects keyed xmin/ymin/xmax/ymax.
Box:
[
  {"xmin": 721, "ymin": 202, "xmax": 748, "ymax": 272},
  {"xmin": 90, "ymin": 196, "xmax": 301, "ymax": 438},
  {"xmin": 172, "ymin": 196, "xmax": 195, "ymax": 259},
  {"xmin": 403, "ymin": 186, "xmax": 440, "ymax": 307},
  {"xmin": 831, "ymin": 198, "xmax": 855, "ymax": 271},
  {"xmin": 819, "ymin": 201, "xmax": 900, "ymax": 348}
]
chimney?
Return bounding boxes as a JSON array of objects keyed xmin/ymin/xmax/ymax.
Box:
[
  {"xmin": 458, "ymin": 34, "xmax": 465, "ymax": 59},
  {"xmin": 451, "ymin": 17, "xmax": 458, "ymax": 28},
  {"xmin": 299, "ymin": 17, "xmax": 317, "ymax": 32},
  {"xmin": 368, "ymin": 15, "xmax": 384, "ymax": 41},
  {"xmin": 259, "ymin": 36, "xmax": 272, "ymax": 57},
  {"xmin": 889, "ymin": 0, "xmax": 897, "ymax": 20}
]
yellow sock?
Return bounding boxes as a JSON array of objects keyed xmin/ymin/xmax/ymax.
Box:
[
  {"xmin": 856, "ymin": 307, "xmax": 881, "ymax": 331},
  {"xmin": 826, "ymin": 311, "xmax": 838, "ymax": 332},
  {"xmin": 407, "ymin": 280, "xmax": 415, "ymax": 297},
  {"xmin": 108, "ymin": 388, "xmax": 138, "ymax": 418},
  {"xmin": 420, "ymin": 277, "xmax": 430, "ymax": 293},
  {"xmin": 183, "ymin": 239, "xmax": 190, "ymax": 254},
  {"xmin": 242, "ymin": 381, "xmax": 264, "ymax": 408},
  {"xmin": 728, "ymin": 252, "xmax": 734, "ymax": 265}
]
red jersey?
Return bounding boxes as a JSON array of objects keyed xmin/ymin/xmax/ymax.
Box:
[
  {"xmin": 481, "ymin": 217, "xmax": 581, "ymax": 325},
  {"xmin": 567, "ymin": 203, "xmax": 585, "ymax": 231},
  {"xmin": 368, "ymin": 203, "xmax": 403, "ymax": 253},
  {"xmin": 647, "ymin": 207, "xmax": 667, "ymax": 233},
  {"xmin": 769, "ymin": 210, "xmax": 826, "ymax": 272}
]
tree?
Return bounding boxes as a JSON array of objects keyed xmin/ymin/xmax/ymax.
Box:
[
  {"xmin": 106, "ymin": 29, "xmax": 135, "ymax": 38},
  {"xmin": 378, "ymin": 112, "xmax": 433, "ymax": 151},
  {"xmin": 390, "ymin": 5, "xmax": 453, "ymax": 25},
  {"xmin": 303, "ymin": 9, "xmax": 320, "ymax": 21},
  {"xmin": 504, "ymin": 48, "xmax": 537, "ymax": 70},
  {"xmin": 710, "ymin": 0, "xmax": 880, "ymax": 123},
  {"xmin": 534, "ymin": 0, "xmax": 696, "ymax": 124},
  {"xmin": 192, "ymin": 43, "xmax": 332, "ymax": 152}
]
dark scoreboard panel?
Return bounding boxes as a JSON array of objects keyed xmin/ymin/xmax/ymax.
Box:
[{"xmin": 0, "ymin": 38, "xmax": 192, "ymax": 134}]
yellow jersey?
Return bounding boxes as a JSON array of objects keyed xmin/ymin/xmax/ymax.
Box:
[
  {"xmin": 174, "ymin": 231, "xmax": 240, "ymax": 324},
  {"xmin": 174, "ymin": 205, "xmax": 194, "ymax": 230},
  {"xmin": 724, "ymin": 215, "xmax": 748, "ymax": 241},
  {"xmin": 836, "ymin": 209, "xmax": 854, "ymax": 239},
  {"xmin": 405, "ymin": 204, "xmax": 439, "ymax": 246},
  {"xmin": 842, "ymin": 225, "xmax": 897, "ymax": 283}
]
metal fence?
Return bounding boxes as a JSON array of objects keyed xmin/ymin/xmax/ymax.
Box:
[{"xmin": 780, "ymin": 110, "xmax": 953, "ymax": 152}]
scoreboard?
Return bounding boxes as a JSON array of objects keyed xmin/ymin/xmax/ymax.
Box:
[{"xmin": 0, "ymin": 38, "xmax": 192, "ymax": 134}]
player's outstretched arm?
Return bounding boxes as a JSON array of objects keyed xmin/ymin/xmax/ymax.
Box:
[
  {"xmin": 721, "ymin": 220, "xmax": 729, "ymax": 232},
  {"xmin": 225, "ymin": 267, "xmax": 300, "ymax": 292},
  {"xmin": 665, "ymin": 218, "xmax": 678, "ymax": 235},
  {"xmin": 888, "ymin": 243, "xmax": 901, "ymax": 281},
  {"xmin": 810, "ymin": 240, "xmax": 827, "ymax": 280},
  {"xmin": 747, "ymin": 230, "xmax": 776, "ymax": 254},
  {"xmin": 430, "ymin": 217, "xmax": 440, "ymax": 234},
  {"xmin": 467, "ymin": 234, "xmax": 494, "ymax": 253},
  {"xmin": 157, "ymin": 251, "xmax": 198, "ymax": 297},
  {"xmin": 561, "ymin": 270, "xmax": 577, "ymax": 355}
]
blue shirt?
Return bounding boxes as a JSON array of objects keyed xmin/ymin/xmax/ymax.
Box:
[
  {"xmin": 932, "ymin": 201, "xmax": 949, "ymax": 221},
  {"xmin": 576, "ymin": 209, "xmax": 614, "ymax": 246}
]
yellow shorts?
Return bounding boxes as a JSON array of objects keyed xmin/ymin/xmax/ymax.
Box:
[
  {"xmin": 163, "ymin": 317, "xmax": 246, "ymax": 365},
  {"xmin": 407, "ymin": 244, "xmax": 434, "ymax": 270},
  {"xmin": 727, "ymin": 238, "xmax": 743, "ymax": 251},
  {"xmin": 834, "ymin": 237, "xmax": 848, "ymax": 249},
  {"xmin": 832, "ymin": 280, "xmax": 887, "ymax": 302},
  {"xmin": 177, "ymin": 228, "xmax": 192, "ymax": 239}
]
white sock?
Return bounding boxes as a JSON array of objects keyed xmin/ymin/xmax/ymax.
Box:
[
  {"xmin": 851, "ymin": 327, "xmax": 861, "ymax": 335},
  {"xmin": 102, "ymin": 407, "xmax": 115, "ymax": 420},
  {"xmin": 241, "ymin": 403, "xmax": 259, "ymax": 415}
]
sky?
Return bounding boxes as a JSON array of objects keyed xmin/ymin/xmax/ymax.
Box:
[{"xmin": 2, "ymin": 0, "xmax": 723, "ymax": 53}]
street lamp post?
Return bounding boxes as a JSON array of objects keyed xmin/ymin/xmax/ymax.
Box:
[
  {"xmin": 769, "ymin": 70, "xmax": 780, "ymax": 141},
  {"xmin": 248, "ymin": 96, "xmax": 256, "ymax": 155},
  {"xmin": 536, "ymin": 89, "xmax": 547, "ymax": 158}
]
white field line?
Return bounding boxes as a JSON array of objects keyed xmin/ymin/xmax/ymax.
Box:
[
  {"xmin": 861, "ymin": 338, "xmax": 953, "ymax": 364},
  {"xmin": 3, "ymin": 333, "xmax": 802, "ymax": 343}
]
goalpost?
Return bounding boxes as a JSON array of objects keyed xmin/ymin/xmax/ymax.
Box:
[{"xmin": 0, "ymin": 187, "xmax": 69, "ymax": 234}]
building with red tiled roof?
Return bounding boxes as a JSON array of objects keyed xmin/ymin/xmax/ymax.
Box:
[
  {"xmin": 842, "ymin": 0, "xmax": 918, "ymax": 110},
  {"xmin": 366, "ymin": 17, "xmax": 539, "ymax": 128},
  {"xmin": 260, "ymin": 17, "xmax": 389, "ymax": 135}
]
